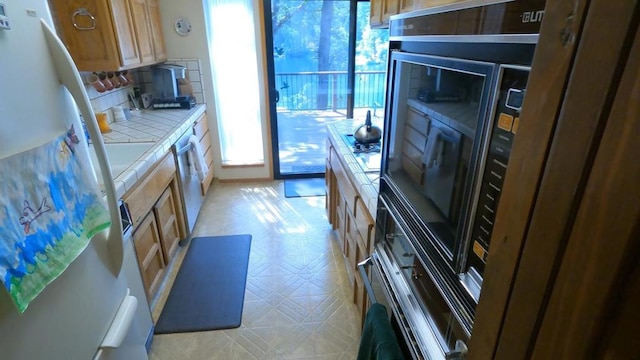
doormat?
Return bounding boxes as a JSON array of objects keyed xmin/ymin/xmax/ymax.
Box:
[
  {"xmin": 284, "ymin": 178, "xmax": 325, "ymax": 198},
  {"xmin": 291, "ymin": 165, "xmax": 325, "ymax": 174},
  {"xmin": 154, "ymin": 234, "xmax": 252, "ymax": 334}
]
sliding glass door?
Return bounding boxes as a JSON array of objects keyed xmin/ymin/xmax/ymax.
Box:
[{"xmin": 264, "ymin": 0, "xmax": 388, "ymax": 179}]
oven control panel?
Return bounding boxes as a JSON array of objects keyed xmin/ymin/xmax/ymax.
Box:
[{"xmin": 467, "ymin": 66, "xmax": 530, "ymax": 276}]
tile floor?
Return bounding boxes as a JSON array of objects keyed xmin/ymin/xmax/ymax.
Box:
[{"xmin": 149, "ymin": 181, "xmax": 362, "ymax": 359}]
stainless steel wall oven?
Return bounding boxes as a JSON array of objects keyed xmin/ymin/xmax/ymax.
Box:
[{"xmin": 369, "ymin": 0, "xmax": 546, "ymax": 358}]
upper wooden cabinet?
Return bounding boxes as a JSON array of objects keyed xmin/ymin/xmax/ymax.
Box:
[
  {"xmin": 370, "ymin": 0, "xmax": 399, "ymax": 28},
  {"xmin": 49, "ymin": 0, "xmax": 167, "ymax": 71},
  {"xmin": 371, "ymin": 0, "xmax": 468, "ymax": 28},
  {"xmin": 147, "ymin": 0, "xmax": 167, "ymax": 61}
]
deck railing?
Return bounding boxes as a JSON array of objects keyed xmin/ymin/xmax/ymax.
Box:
[{"xmin": 275, "ymin": 71, "xmax": 386, "ymax": 111}]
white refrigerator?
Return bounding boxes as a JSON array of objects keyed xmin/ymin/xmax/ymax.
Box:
[{"xmin": 0, "ymin": 1, "xmax": 153, "ymax": 359}]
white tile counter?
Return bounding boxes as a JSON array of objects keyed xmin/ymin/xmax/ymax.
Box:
[
  {"xmin": 97, "ymin": 104, "xmax": 206, "ymax": 199},
  {"xmin": 327, "ymin": 120, "xmax": 382, "ymax": 219}
]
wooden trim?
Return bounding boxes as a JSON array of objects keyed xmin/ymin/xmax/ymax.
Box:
[
  {"xmin": 217, "ymin": 177, "xmax": 272, "ymax": 183},
  {"xmin": 468, "ymin": 0, "xmax": 588, "ymax": 357},
  {"xmin": 531, "ymin": 22, "xmax": 640, "ymax": 359},
  {"xmin": 221, "ymin": 163, "xmax": 266, "ymax": 168},
  {"xmin": 493, "ymin": 1, "xmax": 639, "ymax": 358},
  {"xmin": 257, "ymin": 0, "xmax": 275, "ymax": 180},
  {"xmin": 123, "ymin": 152, "xmax": 176, "ymax": 226}
]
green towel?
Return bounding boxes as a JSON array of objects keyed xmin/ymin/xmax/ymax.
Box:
[{"xmin": 357, "ymin": 303, "xmax": 405, "ymax": 360}]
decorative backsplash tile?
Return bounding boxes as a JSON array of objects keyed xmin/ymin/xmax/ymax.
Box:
[
  {"xmin": 81, "ymin": 72, "xmax": 137, "ymax": 124},
  {"xmin": 81, "ymin": 58, "xmax": 206, "ymax": 124}
]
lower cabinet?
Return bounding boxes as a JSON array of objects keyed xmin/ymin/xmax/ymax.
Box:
[
  {"xmin": 125, "ymin": 151, "xmax": 187, "ymax": 300},
  {"xmin": 153, "ymin": 186, "xmax": 181, "ymax": 263},
  {"xmin": 132, "ymin": 212, "xmax": 165, "ymax": 299},
  {"xmin": 326, "ymin": 139, "xmax": 376, "ymax": 328}
]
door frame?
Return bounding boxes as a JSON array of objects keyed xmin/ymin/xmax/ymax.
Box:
[{"xmin": 263, "ymin": 0, "xmax": 360, "ymax": 180}]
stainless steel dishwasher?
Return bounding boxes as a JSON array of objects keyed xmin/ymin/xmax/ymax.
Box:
[{"xmin": 173, "ymin": 127, "xmax": 205, "ymax": 237}]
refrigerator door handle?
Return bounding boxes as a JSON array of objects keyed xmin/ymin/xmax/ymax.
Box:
[{"xmin": 40, "ymin": 19, "xmax": 124, "ymax": 274}]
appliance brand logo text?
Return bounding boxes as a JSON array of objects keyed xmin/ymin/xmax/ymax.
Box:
[{"xmin": 521, "ymin": 10, "xmax": 544, "ymax": 23}]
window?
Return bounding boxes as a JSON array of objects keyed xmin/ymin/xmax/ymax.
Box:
[{"xmin": 204, "ymin": 0, "xmax": 264, "ymax": 165}]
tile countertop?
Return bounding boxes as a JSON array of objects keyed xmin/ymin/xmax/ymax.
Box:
[
  {"xmin": 98, "ymin": 104, "xmax": 206, "ymax": 199},
  {"xmin": 327, "ymin": 120, "xmax": 382, "ymax": 219}
]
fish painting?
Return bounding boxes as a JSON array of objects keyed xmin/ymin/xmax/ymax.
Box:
[{"xmin": 19, "ymin": 198, "xmax": 52, "ymax": 234}]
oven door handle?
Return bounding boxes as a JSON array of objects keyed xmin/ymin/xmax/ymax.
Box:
[{"xmin": 358, "ymin": 257, "xmax": 377, "ymax": 304}]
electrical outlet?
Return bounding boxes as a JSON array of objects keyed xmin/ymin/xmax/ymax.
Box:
[{"xmin": 141, "ymin": 93, "xmax": 154, "ymax": 109}]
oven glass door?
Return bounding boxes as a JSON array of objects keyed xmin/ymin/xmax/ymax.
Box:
[{"xmin": 383, "ymin": 52, "xmax": 496, "ymax": 265}]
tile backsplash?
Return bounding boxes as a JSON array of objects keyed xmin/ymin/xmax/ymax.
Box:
[
  {"xmin": 136, "ymin": 58, "xmax": 207, "ymax": 105},
  {"xmin": 82, "ymin": 58, "xmax": 206, "ymax": 123}
]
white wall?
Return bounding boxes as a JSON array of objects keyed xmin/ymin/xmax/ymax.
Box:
[{"xmin": 157, "ymin": 0, "xmax": 272, "ymax": 180}]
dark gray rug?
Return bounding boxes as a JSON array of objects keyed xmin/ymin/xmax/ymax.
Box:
[
  {"xmin": 154, "ymin": 234, "xmax": 252, "ymax": 334},
  {"xmin": 284, "ymin": 178, "xmax": 326, "ymax": 198}
]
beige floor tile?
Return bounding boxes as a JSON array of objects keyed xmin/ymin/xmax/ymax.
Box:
[{"xmin": 149, "ymin": 180, "xmax": 362, "ymax": 359}]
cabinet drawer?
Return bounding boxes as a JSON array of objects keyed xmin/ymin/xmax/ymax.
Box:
[
  {"xmin": 347, "ymin": 207, "xmax": 359, "ymax": 246},
  {"xmin": 331, "ymin": 150, "xmax": 358, "ymax": 212},
  {"xmin": 354, "ymin": 198, "xmax": 375, "ymax": 252},
  {"xmin": 335, "ymin": 205, "xmax": 346, "ymax": 252},
  {"xmin": 193, "ymin": 114, "xmax": 209, "ymax": 140},
  {"xmin": 202, "ymin": 140, "xmax": 214, "ymax": 169},
  {"xmin": 199, "ymin": 129, "xmax": 213, "ymax": 159},
  {"xmin": 125, "ymin": 152, "xmax": 176, "ymax": 226},
  {"xmin": 407, "ymin": 106, "xmax": 430, "ymax": 136},
  {"xmin": 346, "ymin": 227, "xmax": 357, "ymax": 275}
]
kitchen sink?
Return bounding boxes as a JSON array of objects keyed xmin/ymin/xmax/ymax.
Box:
[{"xmin": 89, "ymin": 142, "xmax": 154, "ymax": 182}]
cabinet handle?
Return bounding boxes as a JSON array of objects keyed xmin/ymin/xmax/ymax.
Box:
[{"xmin": 72, "ymin": 8, "xmax": 96, "ymax": 30}]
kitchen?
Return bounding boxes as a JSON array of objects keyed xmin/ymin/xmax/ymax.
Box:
[{"xmin": 0, "ymin": 0, "xmax": 638, "ymax": 359}]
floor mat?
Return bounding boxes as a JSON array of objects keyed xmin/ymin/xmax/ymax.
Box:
[
  {"xmin": 154, "ymin": 235, "xmax": 252, "ymax": 334},
  {"xmin": 284, "ymin": 178, "xmax": 326, "ymax": 198}
]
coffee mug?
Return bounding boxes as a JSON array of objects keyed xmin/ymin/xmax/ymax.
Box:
[
  {"xmin": 107, "ymin": 72, "xmax": 121, "ymax": 88},
  {"xmin": 97, "ymin": 72, "xmax": 114, "ymax": 91},
  {"xmin": 116, "ymin": 71, "xmax": 129, "ymax": 86},
  {"xmin": 87, "ymin": 74, "xmax": 106, "ymax": 93}
]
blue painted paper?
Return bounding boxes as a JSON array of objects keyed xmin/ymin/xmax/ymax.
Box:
[{"xmin": 0, "ymin": 126, "xmax": 111, "ymax": 312}]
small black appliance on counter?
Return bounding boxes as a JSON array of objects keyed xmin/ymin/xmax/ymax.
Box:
[{"xmin": 151, "ymin": 64, "xmax": 196, "ymax": 109}]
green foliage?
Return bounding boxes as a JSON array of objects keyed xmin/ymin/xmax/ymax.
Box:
[{"xmin": 271, "ymin": 0, "xmax": 389, "ymax": 73}]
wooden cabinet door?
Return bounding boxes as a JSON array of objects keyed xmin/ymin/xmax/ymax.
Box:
[
  {"xmin": 147, "ymin": 0, "xmax": 167, "ymax": 61},
  {"xmin": 154, "ymin": 186, "xmax": 181, "ymax": 263},
  {"xmin": 132, "ymin": 212, "xmax": 165, "ymax": 299},
  {"xmin": 49, "ymin": 0, "xmax": 123, "ymax": 71},
  {"xmin": 127, "ymin": 0, "xmax": 154, "ymax": 64},
  {"xmin": 381, "ymin": 0, "xmax": 399, "ymax": 26},
  {"xmin": 415, "ymin": 0, "xmax": 465, "ymax": 10},
  {"xmin": 399, "ymin": 0, "xmax": 416, "ymax": 13},
  {"xmin": 110, "ymin": 0, "xmax": 141, "ymax": 67},
  {"xmin": 370, "ymin": 0, "xmax": 384, "ymax": 28}
]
